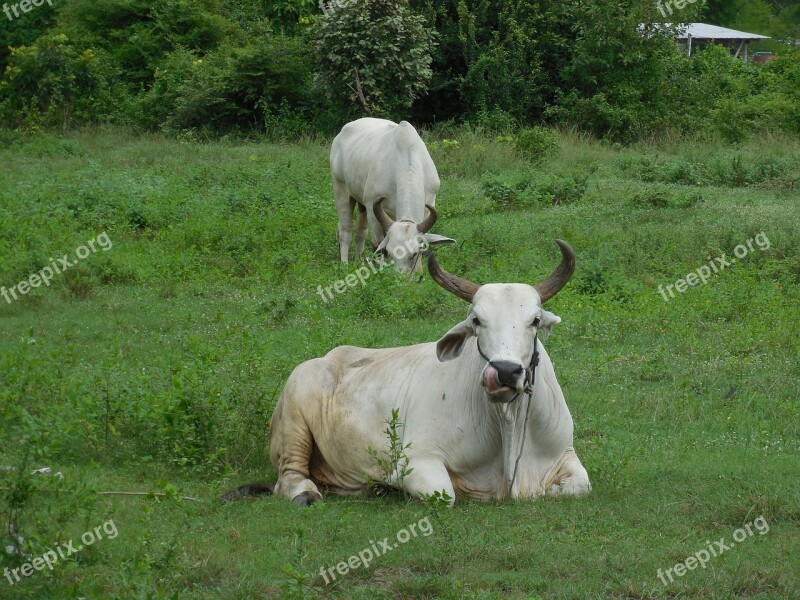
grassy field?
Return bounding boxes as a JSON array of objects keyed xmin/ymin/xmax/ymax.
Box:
[{"xmin": 1, "ymin": 127, "xmax": 799, "ymax": 599}]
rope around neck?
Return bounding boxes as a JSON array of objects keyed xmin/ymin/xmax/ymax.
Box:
[{"xmin": 476, "ymin": 335, "xmax": 540, "ymax": 496}]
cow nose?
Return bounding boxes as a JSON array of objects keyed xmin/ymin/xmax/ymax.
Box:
[{"xmin": 492, "ymin": 361, "xmax": 525, "ymax": 387}]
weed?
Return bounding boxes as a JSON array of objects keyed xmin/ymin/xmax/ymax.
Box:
[{"xmin": 365, "ymin": 408, "xmax": 414, "ymax": 493}]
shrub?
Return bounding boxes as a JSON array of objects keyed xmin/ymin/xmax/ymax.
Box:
[
  {"xmin": 314, "ymin": 0, "xmax": 436, "ymax": 117},
  {"xmin": 0, "ymin": 34, "xmax": 114, "ymax": 129},
  {"xmin": 138, "ymin": 32, "xmax": 314, "ymax": 134},
  {"xmin": 470, "ymin": 108, "xmax": 518, "ymax": 134},
  {"xmin": 630, "ymin": 184, "xmax": 702, "ymax": 209},
  {"xmin": 483, "ymin": 178, "xmax": 519, "ymax": 209},
  {"xmin": 515, "ymin": 126, "xmax": 560, "ymax": 161},
  {"xmin": 483, "ymin": 171, "xmax": 587, "ymax": 210},
  {"xmin": 533, "ymin": 173, "xmax": 588, "ymax": 206},
  {"xmin": 56, "ymin": 0, "xmax": 234, "ymax": 87}
]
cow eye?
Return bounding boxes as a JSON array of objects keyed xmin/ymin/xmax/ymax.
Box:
[
  {"xmin": 472, "ymin": 316, "xmax": 481, "ymax": 327},
  {"xmin": 531, "ymin": 317, "xmax": 541, "ymax": 327}
]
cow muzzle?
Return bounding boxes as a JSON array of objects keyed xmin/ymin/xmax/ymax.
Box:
[{"xmin": 482, "ymin": 360, "xmax": 526, "ymax": 401}]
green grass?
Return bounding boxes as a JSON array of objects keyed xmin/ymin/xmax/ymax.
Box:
[{"xmin": 1, "ymin": 127, "xmax": 798, "ymax": 599}]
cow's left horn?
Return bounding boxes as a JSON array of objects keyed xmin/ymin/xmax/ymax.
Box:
[
  {"xmin": 534, "ymin": 240, "xmax": 576, "ymax": 302},
  {"xmin": 427, "ymin": 253, "xmax": 480, "ymax": 302},
  {"xmin": 373, "ymin": 198, "xmax": 395, "ymax": 233},
  {"xmin": 417, "ymin": 205, "xmax": 437, "ymax": 234}
]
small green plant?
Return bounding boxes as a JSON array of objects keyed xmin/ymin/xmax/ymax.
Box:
[
  {"xmin": 365, "ymin": 408, "xmax": 413, "ymax": 491},
  {"xmin": 482, "ymin": 178, "xmax": 518, "ymax": 209},
  {"xmin": 420, "ymin": 489, "xmax": 452, "ymax": 513},
  {"xmin": 279, "ymin": 527, "xmax": 311, "ymax": 597},
  {"xmin": 280, "ymin": 563, "xmax": 310, "ymax": 598},
  {"xmin": 515, "ymin": 126, "xmax": 559, "ymax": 161}
]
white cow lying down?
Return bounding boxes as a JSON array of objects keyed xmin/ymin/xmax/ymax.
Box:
[
  {"xmin": 222, "ymin": 241, "xmax": 591, "ymax": 506},
  {"xmin": 330, "ymin": 117, "xmax": 454, "ymax": 274}
]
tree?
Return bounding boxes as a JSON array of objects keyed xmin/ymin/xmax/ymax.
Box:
[{"xmin": 314, "ymin": 0, "xmax": 436, "ymax": 117}]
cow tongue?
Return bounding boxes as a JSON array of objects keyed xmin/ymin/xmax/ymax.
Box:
[{"xmin": 483, "ymin": 366, "xmax": 507, "ymax": 394}]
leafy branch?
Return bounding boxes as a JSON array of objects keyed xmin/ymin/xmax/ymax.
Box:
[{"xmin": 364, "ymin": 408, "xmax": 413, "ymax": 493}]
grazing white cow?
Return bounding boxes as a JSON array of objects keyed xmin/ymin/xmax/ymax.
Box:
[
  {"xmin": 330, "ymin": 118, "xmax": 454, "ymax": 273},
  {"xmin": 243, "ymin": 241, "xmax": 590, "ymax": 507}
]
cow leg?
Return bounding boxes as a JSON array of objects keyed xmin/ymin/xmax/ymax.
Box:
[
  {"xmin": 366, "ymin": 204, "xmax": 386, "ymax": 251},
  {"xmin": 546, "ymin": 449, "xmax": 591, "ymax": 497},
  {"xmin": 270, "ymin": 380, "xmax": 325, "ymax": 507},
  {"xmin": 276, "ymin": 472, "xmax": 323, "ymax": 506},
  {"xmin": 273, "ymin": 438, "xmax": 324, "ymax": 506},
  {"xmin": 354, "ymin": 203, "xmax": 368, "ymax": 261},
  {"xmin": 334, "ymin": 179, "xmax": 354, "ymax": 263},
  {"xmin": 400, "ymin": 460, "xmax": 456, "ymax": 506}
]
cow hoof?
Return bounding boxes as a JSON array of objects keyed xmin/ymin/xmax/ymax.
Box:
[{"xmin": 292, "ymin": 491, "xmax": 323, "ymax": 507}]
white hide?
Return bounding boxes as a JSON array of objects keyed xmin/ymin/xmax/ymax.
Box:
[
  {"xmin": 269, "ymin": 283, "xmax": 591, "ymax": 506},
  {"xmin": 330, "ymin": 118, "xmax": 453, "ymax": 273}
]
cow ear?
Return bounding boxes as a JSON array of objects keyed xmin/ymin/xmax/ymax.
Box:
[
  {"xmin": 376, "ymin": 236, "xmax": 389, "ymax": 253},
  {"xmin": 537, "ymin": 310, "xmax": 561, "ymax": 340},
  {"xmin": 424, "ymin": 233, "xmax": 456, "ymax": 247},
  {"xmin": 436, "ymin": 319, "xmax": 474, "ymax": 362}
]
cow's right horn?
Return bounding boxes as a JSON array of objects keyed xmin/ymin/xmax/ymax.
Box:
[
  {"xmin": 427, "ymin": 253, "xmax": 480, "ymax": 303},
  {"xmin": 373, "ymin": 198, "xmax": 395, "ymax": 232}
]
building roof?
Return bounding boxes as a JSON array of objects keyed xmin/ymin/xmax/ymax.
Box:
[{"xmin": 672, "ymin": 23, "xmax": 770, "ymax": 41}]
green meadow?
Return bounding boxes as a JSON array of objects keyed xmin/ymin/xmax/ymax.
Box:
[{"xmin": 1, "ymin": 129, "xmax": 799, "ymax": 598}]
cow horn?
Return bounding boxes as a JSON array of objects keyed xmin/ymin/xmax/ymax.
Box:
[
  {"xmin": 427, "ymin": 253, "xmax": 480, "ymax": 303},
  {"xmin": 417, "ymin": 205, "xmax": 437, "ymax": 234},
  {"xmin": 534, "ymin": 240, "xmax": 576, "ymax": 302},
  {"xmin": 373, "ymin": 198, "xmax": 395, "ymax": 232}
]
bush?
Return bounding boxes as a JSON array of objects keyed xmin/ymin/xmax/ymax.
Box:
[
  {"xmin": 630, "ymin": 184, "xmax": 702, "ymax": 209},
  {"xmin": 515, "ymin": 126, "xmax": 560, "ymax": 161},
  {"xmin": 0, "ymin": 34, "xmax": 114, "ymax": 129},
  {"xmin": 546, "ymin": 90, "xmax": 644, "ymax": 142},
  {"xmin": 56, "ymin": 0, "xmax": 235, "ymax": 87},
  {"xmin": 314, "ymin": 0, "xmax": 436, "ymax": 117},
  {"xmin": 483, "ymin": 178, "xmax": 519, "ymax": 210},
  {"xmin": 469, "ymin": 108, "xmax": 518, "ymax": 134},
  {"xmin": 483, "ymin": 170, "xmax": 587, "ymax": 210},
  {"xmin": 0, "ymin": 0, "xmax": 56, "ymax": 71},
  {"xmin": 138, "ymin": 32, "xmax": 315, "ymax": 134}
]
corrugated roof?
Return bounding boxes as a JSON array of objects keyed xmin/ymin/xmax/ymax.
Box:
[{"xmin": 672, "ymin": 23, "xmax": 770, "ymax": 40}]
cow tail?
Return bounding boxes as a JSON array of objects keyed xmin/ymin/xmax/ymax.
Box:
[{"xmin": 219, "ymin": 482, "xmax": 274, "ymax": 504}]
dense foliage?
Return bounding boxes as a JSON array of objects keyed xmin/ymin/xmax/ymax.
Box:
[
  {"xmin": 315, "ymin": 0, "xmax": 436, "ymax": 117},
  {"xmin": 0, "ymin": 0, "xmax": 798, "ymax": 139}
]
